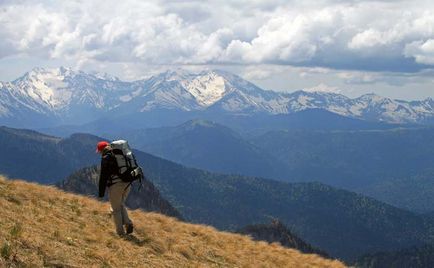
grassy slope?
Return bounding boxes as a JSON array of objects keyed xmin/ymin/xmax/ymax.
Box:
[{"xmin": 0, "ymin": 177, "xmax": 344, "ymax": 268}]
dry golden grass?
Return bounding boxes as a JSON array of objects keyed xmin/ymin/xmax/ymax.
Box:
[{"xmin": 0, "ymin": 176, "xmax": 346, "ymax": 268}]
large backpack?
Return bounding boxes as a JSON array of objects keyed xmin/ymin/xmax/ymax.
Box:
[{"xmin": 110, "ymin": 140, "xmax": 144, "ymax": 184}]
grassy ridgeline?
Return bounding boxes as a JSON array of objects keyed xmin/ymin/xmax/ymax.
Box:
[{"xmin": 0, "ymin": 176, "xmax": 344, "ymax": 267}]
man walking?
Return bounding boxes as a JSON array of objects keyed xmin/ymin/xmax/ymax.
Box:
[{"xmin": 96, "ymin": 141, "xmax": 134, "ymax": 236}]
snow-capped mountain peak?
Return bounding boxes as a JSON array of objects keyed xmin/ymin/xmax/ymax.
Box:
[
  {"xmin": 184, "ymin": 71, "xmax": 229, "ymax": 107},
  {"xmin": 144, "ymin": 69, "xmax": 247, "ymax": 108},
  {"xmin": 0, "ymin": 67, "xmax": 133, "ymax": 123},
  {"xmin": 10, "ymin": 67, "xmax": 74, "ymax": 111}
]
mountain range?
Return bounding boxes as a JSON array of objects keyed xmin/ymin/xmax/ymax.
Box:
[{"xmin": 2, "ymin": 67, "xmax": 434, "ymax": 129}]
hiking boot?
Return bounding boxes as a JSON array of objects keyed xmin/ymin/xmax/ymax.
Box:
[{"xmin": 125, "ymin": 223, "xmax": 134, "ymax": 234}]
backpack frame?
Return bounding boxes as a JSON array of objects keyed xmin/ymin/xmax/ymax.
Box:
[{"xmin": 111, "ymin": 140, "xmax": 144, "ymax": 184}]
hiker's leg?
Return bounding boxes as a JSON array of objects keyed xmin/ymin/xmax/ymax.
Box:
[
  {"xmin": 120, "ymin": 183, "xmax": 133, "ymax": 234},
  {"xmin": 108, "ymin": 183, "xmax": 125, "ymax": 235},
  {"xmin": 121, "ymin": 183, "xmax": 132, "ymax": 225}
]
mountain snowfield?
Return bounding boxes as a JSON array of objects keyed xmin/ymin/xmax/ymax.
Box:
[{"xmin": 1, "ymin": 66, "xmax": 434, "ymax": 126}]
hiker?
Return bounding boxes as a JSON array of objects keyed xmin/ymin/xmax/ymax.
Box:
[{"xmin": 96, "ymin": 140, "xmax": 135, "ymax": 236}]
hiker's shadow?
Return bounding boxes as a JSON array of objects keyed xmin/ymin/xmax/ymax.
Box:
[{"xmin": 123, "ymin": 234, "xmax": 150, "ymax": 247}]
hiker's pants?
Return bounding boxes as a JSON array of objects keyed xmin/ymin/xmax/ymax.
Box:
[{"xmin": 108, "ymin": 181, "xmax": 132, "ymax": 235}]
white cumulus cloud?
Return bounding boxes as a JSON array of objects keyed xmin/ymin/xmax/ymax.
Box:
[{"xmin": 1, "ymin": 0, "xmax": 434, "ymax": 73}]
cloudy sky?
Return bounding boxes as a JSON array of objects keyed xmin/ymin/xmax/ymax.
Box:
[{"xmin": 1, "ymin": 0, "xmax": 434, "ymax": 99}]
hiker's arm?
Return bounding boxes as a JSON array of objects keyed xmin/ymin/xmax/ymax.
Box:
[{"xmin": 98, "ymin": 155, "xmax": 110, "ymax": 198}]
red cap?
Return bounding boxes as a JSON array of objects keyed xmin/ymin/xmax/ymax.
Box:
[{"xmin": 96, "ymin": 141, "xmax": 109, "ymax": 153}]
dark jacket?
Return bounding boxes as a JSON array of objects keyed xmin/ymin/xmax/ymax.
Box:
[{"xmin": 98, "ymin": 146, "xmax": 119, "ymax": 197}]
